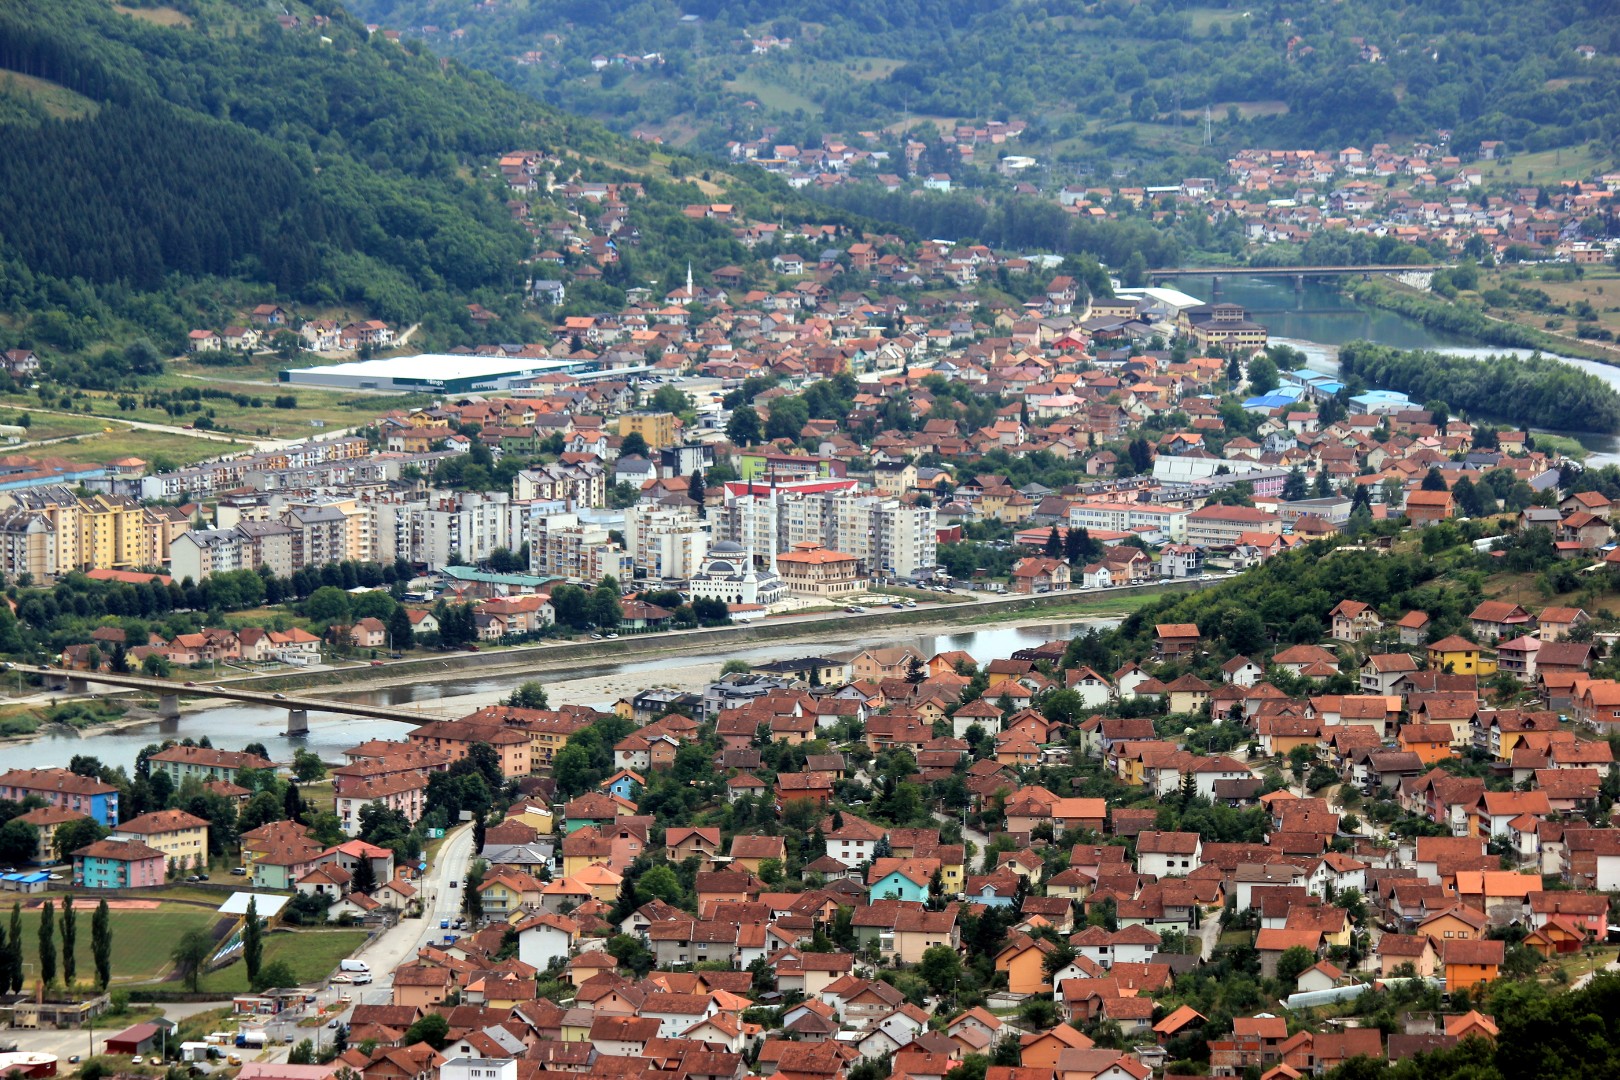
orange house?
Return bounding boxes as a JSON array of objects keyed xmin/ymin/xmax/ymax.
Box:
[
  {"xmin": 1018, "ymin": 1023, "xmax": 1095, "ymax": 1068},
  {"xmin": 1397, "ymin": 723, "xmax": 1456, "ymax": 764},
  {"xmin": 1442, "ymin": 938, "xmax": 1504, "ymax": 993},
  {"xmin": 994, "ymin": 933, "xmax": 1055, "ymax": 995}
]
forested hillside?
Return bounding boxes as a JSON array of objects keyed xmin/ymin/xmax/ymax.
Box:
[
  {"xmin": 0, "ymin": 0, "xmax": 838, "ymax": 362},
  {"xmin": 346, "ymin": 0, "xmax": 1620, "ymax": 171}
]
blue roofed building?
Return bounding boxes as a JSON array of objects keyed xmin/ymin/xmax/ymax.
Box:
[{"xmin": 1350, "ymin": 390, "xmax": 1412, "ymax": 414}]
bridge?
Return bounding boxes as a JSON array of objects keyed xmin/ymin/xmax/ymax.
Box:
[
  {"xmin": 20, "ymin": 665, "xmax": 457, "ymax": 736},
  {"xmin": 1148, "ymin": 264, "xmax": 1451, "ymax": 278},
  {"xmin": 1147, "ymin": 264, "xmax": 1450, "ymax": 293}
]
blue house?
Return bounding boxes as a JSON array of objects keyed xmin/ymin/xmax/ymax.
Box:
[
  {"xmin": 966, "ymin": 875, "xmax": 1019, "ymax": 908},
  {"xmin": 867, "ymin": 857, "xmax": 937, "ymax": 903},
  {"xmin": 600, "ymin": 769, "xmax": 645, "ymax": 802}
]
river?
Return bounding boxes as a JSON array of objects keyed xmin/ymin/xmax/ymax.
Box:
[
  {"xmin": 9, "ymin": 620, "xmax": 1113, "ymax": 771},
  {"xmin": 1171, "ymin": 273, "xmax": 1620, "ymax": 465}
]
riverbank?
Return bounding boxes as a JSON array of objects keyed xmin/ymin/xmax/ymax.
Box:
[
  {"xmin": 1347, "ymin": 279, "xmax": 1620, "ymax": 366},
  {"xmin": 22, "ymin": 585, "xmax": 1182, "ymax": 743},
  {"xmin": 199, "ymin": 585, "xmax": 1183, "ymax": 700}
]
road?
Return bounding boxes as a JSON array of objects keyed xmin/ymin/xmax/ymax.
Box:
[{"xmin": 349, "ymin": 822, "xmax": 478, "ymax": 1006}]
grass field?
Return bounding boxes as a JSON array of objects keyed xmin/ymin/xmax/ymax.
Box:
[
  {"xmin": 1475, "ymin": 142, "xmax": 1613, "ymax": 187},
  {"xmin": 38, "ymin": 428, "xmax": 251, "ymax": 468},
  {"xmin": 723, "ymin": 71, "xmax": 818, "ymax": 114},
  {"xmin": 195, "ymin": 929, "xmax": 369, "ymax": 994},
  {"xmin": 0, "ymin": 71, "xmax": 100, "ymax": 120},
  {"xmin": 4, "ymin": 904, "xmax": 226, "ymax": 985},
  {"xmin": 111, "ymin": 5, "xmax": 192, "ymax": 28}
]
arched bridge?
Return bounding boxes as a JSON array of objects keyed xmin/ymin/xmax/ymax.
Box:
[{"xmin": 19, "ymin": 665, "xmax": 457, "ymax": 736}]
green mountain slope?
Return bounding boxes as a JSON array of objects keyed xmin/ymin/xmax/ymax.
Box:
[
  {"xmin": 0, "ymin": 0, "xmax": 842, "ymax": 364},
  {"xmin": 343, "ymin": 0, "xmax": 1620, "ymax": 171}
]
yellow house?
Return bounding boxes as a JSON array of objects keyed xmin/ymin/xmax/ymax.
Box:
[
  {"xmin": 407, "ymin": 409, "xmax": 452, "ymax": 431},
  {"xmin": 510, "ymin": 803, "xmax": 556, "ymax": 836},
  {"xmin": 477, "ymin": 869, "xmax": 546, "ymax": 917},
  {"xmin": 469, "ymin": 975, "xmax": 532, "ymax": 1010},
  {"xmin": 560, "ymin": 1011, "xmax": 593, "ymax": 1042},
  {"xmin": 892, "ymin": 908, "xmax": 959, "ymax": 965},
  {"xmin": 573, "ymin": 863, "xmax": 623, "ymax": 903},
  {"xmin": 995, "ymin": 934, "xmax": 1054, "ymax": 995},
  {"xmin": 1427, "ymin": 635, "xmax": 1497, "ymax": 676},
  {"xmin": 110, "ymin": 809, "xmax": 210, "ymax": 869},
  {"xmin": 937, "ymin": 849, "xmax": 966, "ymax": 894}
]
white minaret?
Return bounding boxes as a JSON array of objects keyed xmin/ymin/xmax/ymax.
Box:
[{"xmin": 686, "ymin": 262, "xmax": 694, "ymax": 298}]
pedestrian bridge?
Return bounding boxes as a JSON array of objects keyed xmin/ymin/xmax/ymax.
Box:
[{"xmin": 21, "ymin": 665, "xmax": 456, "ymax": 736}]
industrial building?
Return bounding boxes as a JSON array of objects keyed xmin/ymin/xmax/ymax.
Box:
[{"xmin": 279, "ymin": 354, "xmax": 594, "ymax": 394}]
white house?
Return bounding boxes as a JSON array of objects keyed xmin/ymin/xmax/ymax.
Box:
[{"xmin": 516, "ymin": 913, "xmax": 579, "ymax": 972}]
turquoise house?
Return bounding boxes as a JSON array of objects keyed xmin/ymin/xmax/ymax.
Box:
[{"xmin": 867, "ymin": 858, "xmax": 936, "ymax": 903}]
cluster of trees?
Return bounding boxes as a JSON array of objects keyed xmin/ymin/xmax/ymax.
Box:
[{"xmin": 1339, "ymin": 341, "xmax": 1620, "ymax": 433}]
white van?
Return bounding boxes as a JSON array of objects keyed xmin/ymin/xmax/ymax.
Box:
[{"xmin": 339, "ymin": 959, "xmax": 370, "ymax": 973}]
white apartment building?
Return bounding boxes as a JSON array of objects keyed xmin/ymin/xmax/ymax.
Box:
[
  {"xmin": 1067, "ymin": 501, "xmax": 1190, "ymax": 543},
  {"xmin": 512, "ymin": 462, "xmax": 606, "ymax": 508},
  {"xmin": 529, "ymin": 512, "xmax": 633, "ymax": 582},
  {"xmin": 625, "ymin": 505, "xmax": 712, "ymax": 580},
  {"xmin": 169, "ymin": 521, "xmax": 297, "ymax": 582},
  {"xmin": 719, "ymin": 483, "xmax": 936, "ymax": 579}
]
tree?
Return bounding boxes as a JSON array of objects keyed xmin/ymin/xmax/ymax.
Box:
[
  {"xmin": 689, "ymin": 470, "xmax": 706, "ymax": 518},
  {"xmin": 171, "ymin": 927, "xmax": 214, "ymax": 991},
  {"xmin": 37, "ymin": 900, "xmax": 53, "ymax": 987},
  {"xmin": 472, "ymin": 815, "xmax": 486, "ymax": 855},
  {"xmin": 59, "ymin": 896, "xmax": 74, "ymax": 987},
  {"xmin": 1275, "ymin": 944, "xmax": 1316, "ymax": 986},
  {"xmin": 725, "ymin": 405, "xmax": 761, "ymax": 447},
  {"xmin": 1126, "ymin": 436, "xmax": 1153, "ymax": 474},
  {"xmin": 917, "ymin": 943, "xmax": 962, "ymax": 995},
  {"xmin": 1282, "ymin": 466, "xmax": 1308, "ymax": 501},
  {"xmin": 404, "ymin": 1013, "xmax": 450, "ymax": 1050},
  {"xmin": 351, "ymin": 850, "xmax": 379, "ymax": 894},
  {"xmin": 1246, "ymin": 355, "xmax": 1279, "ymax": 395},
  {"xmin": 0, "ymin": 819, "xmax": 37, "ymax": 867},
  {"xmin": 304, "ymin": 585, "xmax": 353, "ymax": 625},
  {"xmin": 7, "ymin": 905, "xmax": 20, "ymax": 992},
  {"xmin": 289, "ymin": 1040, "xmax": 315, "ymax": 1065},
  {"xmin": 253, "ymin": 958, "xmax": 296, "ymax": 992},
  {"xmin": 636, "ymin": 865, "xmax": 683, "ymax": 906},
  {"xmin": 589, "ymin": 578, "xmax": 622, "ymax": 628},
  {"xmin": 905, "ymin": 654, "xmax": 927, "ymax": 684},
  {"xmin": 388, "ymin": 605, "xmax": 414, "ymax": 652},
  {"xmin": 619, "ymin": 432, "xmax": 649, "ymax": 460},
  {"xmin": 1043, "ymin": 526, "xmax": 1062, "ymax": 557},
  {"xmin": 291, "ymin": 749, "xmax": 326, "ymax": 782},
  {"xmin": 92, "ymin": 899, "xmax": 111, "ymax": 989},
  {"xmin": 1421, "ymin": 467, "xmax": 1448, "ymax": 491},
  {"xmin": 243, "ymin": 897, "xmax": 263, "ymax": 987},
  {"xmin": 504, "ymin": 681, "xmax": 549, "ymax": 709},
  {"xmin": 142, "ymin": 654, "xmax": 172, "ymax": 678},
  {"xmin": 463, "ymin": 863, "xmax": 485, "ymax": 922}
]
